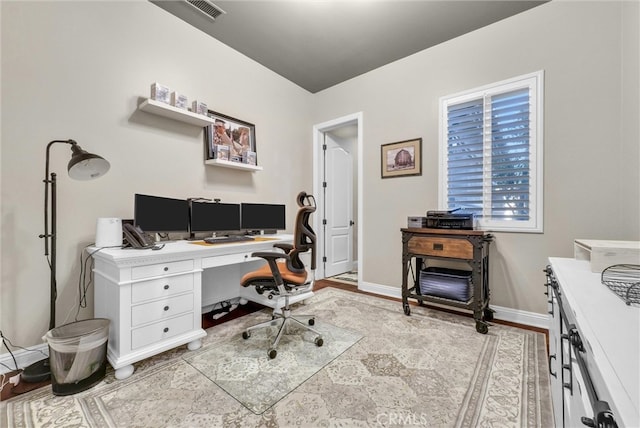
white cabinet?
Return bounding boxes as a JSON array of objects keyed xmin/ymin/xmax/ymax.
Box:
[
  {"xmin": 546, "ymin": 258, "xmax": 639, "ymax": 427},
  {"xmin": 93, "ymin": 256, "xmax": 206, "ymax": 380}
]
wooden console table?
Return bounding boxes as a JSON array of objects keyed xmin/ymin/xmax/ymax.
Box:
[{"xmin": 401, "ymin": 228, "xmax": 493, "ymax": 333}]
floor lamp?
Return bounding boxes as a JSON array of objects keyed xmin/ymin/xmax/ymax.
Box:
[{"xmin": 22, "ymin": 139, "xmax": 110, "ymax": 383}]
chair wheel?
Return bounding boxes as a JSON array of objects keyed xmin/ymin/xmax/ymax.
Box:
[
  {"xmin": 308, "ymin": 318, "xmax": 315, "ymax": 326},
  {"xmin": 242, "ymin": 331, "xmax": 250, "ymax": 339},
  {"xmin": 268, "ymin": 349, "xmax": 277, "ymax": 359},
  {"xmin": 315, "ymin": 337, "xmax": 323, "ymax": 347}
]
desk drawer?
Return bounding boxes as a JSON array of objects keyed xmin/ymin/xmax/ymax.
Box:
[
  {"xmin": 131, "ymin": 313, "xmax": 194, "ymax": 350},
  {"xmin": 408, "ymin": 236, "xmax": 473, "ymax": 259},
  {"xmin": 202, "ymin": 252, "xmax": 253, "ymax": 269},
  {"xmin": 131, "ymin": 259, "xmax": 194, "ymax": 280},
  {"xmin": 131, "ymin": 273, "xmax": 194, "ymax": 303},
  {"xmin": 131, "ymin": 293, "xmax": 194, "ymax": 327}
]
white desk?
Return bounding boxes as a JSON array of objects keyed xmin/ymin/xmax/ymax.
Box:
[{"xmin": 90, "ymin": 235, "xmax": 313, "ymax": 379}]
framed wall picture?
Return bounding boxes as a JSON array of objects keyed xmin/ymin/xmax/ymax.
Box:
[
  {"xmin": 381, "ymin": 138, "xmax": 422, "ymax": 178},
  {"xmin": 205, "ymin": 111, "xmax": 256, "ymax": 163}
]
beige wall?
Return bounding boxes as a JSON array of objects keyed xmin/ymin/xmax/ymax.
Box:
[
  {"xmin": 1, "ymin": 1, "xmax": 638, "ymax": 350},
  {"xmin": 312, "ymin": 1, "xmax": 639, "ymax": 314},
  {"xmin": 1, "ymin": 1, "xmax": 312, "ymax": 347}
]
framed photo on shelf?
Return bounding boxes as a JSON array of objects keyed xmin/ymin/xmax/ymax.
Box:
[
  {"xmin": 381, "ymin": 138, "xmax": 422, "ymax": 178},
  {"xmin": 205, "ymin": 111, "xmax": 256, "ymax": 163}
]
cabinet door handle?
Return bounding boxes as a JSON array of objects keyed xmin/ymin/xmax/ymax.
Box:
[
  {"xmin": 548, "ymin": 354, "xmax": 557, "ymax": 378},
  {"xmin": 561, "ymin": 333, "xmax": 573, "ymax": 394}
]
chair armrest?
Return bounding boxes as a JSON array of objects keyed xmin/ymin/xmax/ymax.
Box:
[
  {"xmin": 251, "ymin": 251, "xmax": 290, "ymax": 284},
  {"xmin": 251, "ymin": 251, "xmax": 290, "ymax": 262},
  {"xmin": 273, "ymin": 243, "xmax": 294, "ymax": 253}
]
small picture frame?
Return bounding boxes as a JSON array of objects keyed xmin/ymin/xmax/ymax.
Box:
[
  {"xmin": 381, "ymin": 138, "xmax": 422, "ymax": 178},
  {"xmin": 205, "ymin": 111, "xmax": 256, "ymax": 163}
]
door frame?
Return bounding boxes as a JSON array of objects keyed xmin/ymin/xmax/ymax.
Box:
[{"xmin": 312, "ymin": 112, "xmax": 363, "ymax": 283}]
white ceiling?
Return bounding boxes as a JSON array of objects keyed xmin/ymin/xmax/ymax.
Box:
[{"xmin": 151, "ymin": 1, "xmax": 547, "ymax": 93}]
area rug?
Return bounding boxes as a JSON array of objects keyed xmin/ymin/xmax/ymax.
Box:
[
  {"xmin": 329, "ymin": 270, "xmax": 358, "ymax": 284},
  {"xmin": 1, "ymin": 288, "xmax": 553, "ymax": 427}
]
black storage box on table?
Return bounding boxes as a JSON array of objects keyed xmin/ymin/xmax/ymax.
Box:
[{"xmin": 419, "ymin": 267, "xmax": 473, "ymax": 302}]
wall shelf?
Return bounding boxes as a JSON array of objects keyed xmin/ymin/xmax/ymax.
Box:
[
  {"xmin": 139, "ymin": 98, "xmax": 262, "ymax": 172},
  {"xmin": 204, "ymin": 158, "xmax": 263, "ymax": 171},
  {"xmin": 138, "ymin": 98, "xmax": 215, "ymax": 127}
]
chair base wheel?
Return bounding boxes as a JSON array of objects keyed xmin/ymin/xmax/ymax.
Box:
[
  {"xmin": 315, "ymin": 337, "xmax": 323, "ymax": 347},
  {"xmin": 308, "ymin": 318, "xmax": 315, "ymax": 326},
  {"xmin": 242, "ymin": 331, "xmax": 250, "ymax": 339},
  {"xmin": 268, "ymin": 349, "xmax": 277, "ymax": 359}
]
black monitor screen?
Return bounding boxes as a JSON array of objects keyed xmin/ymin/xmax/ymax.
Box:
[
  {"xmin": 134, "ymin": 194, "xmax": 189, "ymax": 233},
  {"xmin": 190, "ymin": 202, "xmax": 241, "ymax": 233},
  {"xmin": 241, "ymin": 203, "xmax": 286, "ymax": 231}
]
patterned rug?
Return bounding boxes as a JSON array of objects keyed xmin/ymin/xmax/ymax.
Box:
[
  {"xmin": 329, "ymin": 271, "xmax": 358, "ymax": 284},
  {"xmin": 1, "ymin": 288, "xmax": 553, "ymax": 427}
]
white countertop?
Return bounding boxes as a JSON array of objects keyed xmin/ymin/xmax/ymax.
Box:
[{"xmin": 549, "ymin": 257, "xmax": 640, "ymax": 427}]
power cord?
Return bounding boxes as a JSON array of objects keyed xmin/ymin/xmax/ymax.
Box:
[
  {"xmin": 0, "ymin": 330, "xmax": 19, "ymax": 372},
  {"xmin": 0, "ymin": 329, "xmax": 49, "ymax": 391}
]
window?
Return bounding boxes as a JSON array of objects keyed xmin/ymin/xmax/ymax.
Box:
[{"xmin": 439, "ymin": 71, "xmax": 544, "ymax": 233}]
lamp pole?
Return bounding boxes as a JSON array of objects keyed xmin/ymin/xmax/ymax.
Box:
[
  {"xmin": 39, "ymin": 140, "xmax": 77, "ymax": 330},
  {"xmin": 22, "ymin": 139, "xmax": 110, "ymax": 384}
]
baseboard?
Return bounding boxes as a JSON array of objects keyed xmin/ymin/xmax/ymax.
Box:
[
  {"xmin": 0, "ymin": 344, "xmax": 48, "ymax": 375},
  {"xmin": 358, "ymin": 281, "xmax": 549, "ymax": 330}
]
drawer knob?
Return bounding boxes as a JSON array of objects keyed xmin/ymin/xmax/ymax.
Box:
[
  {"xmin": 163, "ymin": 327, "xmax": 169, "ymax": 333},
  {"xmin": 164, "ymin": 267, "xmax": 169, "ymax": 272},
  {"xmin": 433, "ymin": 243, "xmax": 444, "ymax": 251},
  {"xmin": 164, "ymin": 306, "xmax": 169, "ymax": 311},
  {"xmin": 164, "ymin": 284, "xmax": 170, "ymax": 290}
]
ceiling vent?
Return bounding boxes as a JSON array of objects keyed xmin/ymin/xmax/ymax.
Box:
[{"xmin": 185, "ymin": 0, "xmax": 226, "ymax": 21}]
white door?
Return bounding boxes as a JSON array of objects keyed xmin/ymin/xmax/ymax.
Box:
[{"xmin": 324, "ymin": 134, "xmax": 353, "ymax": 277}]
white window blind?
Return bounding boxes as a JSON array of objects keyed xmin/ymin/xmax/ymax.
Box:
[{"xmin": 439, "ymin": 71, "xmax": 543, "ymax": 233}]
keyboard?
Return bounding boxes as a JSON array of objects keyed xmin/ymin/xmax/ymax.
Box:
[{"xmin": 204, "ymin": 236, "xmax": 255, "ymax": 244}]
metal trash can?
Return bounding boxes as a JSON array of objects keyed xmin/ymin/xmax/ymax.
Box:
[{"xmin": 45, "ymin": 318, "xmax": 110, "ymax": 396}]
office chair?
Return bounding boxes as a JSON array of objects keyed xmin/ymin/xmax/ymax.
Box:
[{"xmin": 240, "ymin": 191, "xmax": 323, "ymax": 359}]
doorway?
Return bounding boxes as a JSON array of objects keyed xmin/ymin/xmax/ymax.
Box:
[{"xmin": 312, "ymin": 113, "xmax": 363, "ymax": 284}]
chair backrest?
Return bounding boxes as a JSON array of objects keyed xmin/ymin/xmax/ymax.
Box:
[{"xmin": 291, "ymin": 192, "xmax": 317, "ymax": 270}]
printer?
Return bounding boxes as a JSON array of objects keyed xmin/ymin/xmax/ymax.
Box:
[{"xmin": 425, "ymin": 209, "xmax": 474, "ymax": 230}]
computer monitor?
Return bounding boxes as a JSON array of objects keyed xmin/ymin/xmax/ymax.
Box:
[
  {"xmin": 190, "ymin": 201, "xmax": 241, "ymax": 233},
  {"xmin": 241, "ymin": 203, "xmax": 286, "ymax": 231},
  {"xmin": 134, "ymin": 194, "xmax": 189, "ymax": 233}
]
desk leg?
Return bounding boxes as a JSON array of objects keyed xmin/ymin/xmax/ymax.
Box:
[
  {"xmin": 187, "ymin": 339, "xmax": 202, "ymax": 351},
  {"xmin": 402, "ymin": 256, "xmax": 410, "ymax": 316},
  {"xmin": 115, "ymin": 365, "xmax": 134, "ymax": 380}
]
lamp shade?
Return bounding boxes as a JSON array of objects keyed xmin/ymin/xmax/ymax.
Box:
[{"xmin": 67, "ymin": 145, "xmax": 110, "ymax": 180}]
